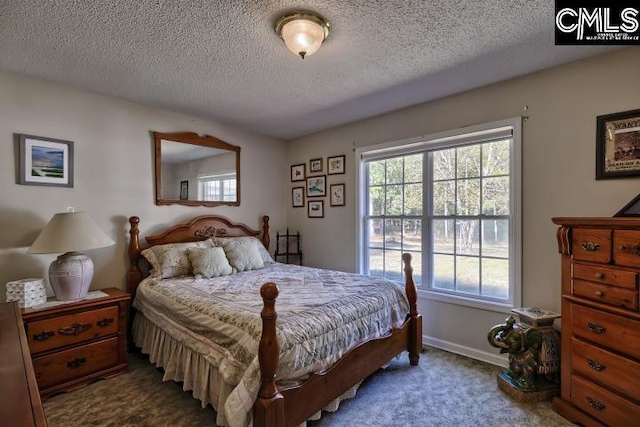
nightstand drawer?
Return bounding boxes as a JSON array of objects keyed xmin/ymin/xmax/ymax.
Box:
[
  {"xmin": 32, "ymin": 336, "xmax": 119, "ymax": 389},
  {"xmin": 572, "ymin": 228, "xmax": 612, "ymax": 264},
  {"xmin": 571, "ymin": 337, "xmax": 640, "ymax": 399},
  {"xmin": 572, "ymin": 280, "xmax": 638, "ymax": 310},
  {"xmin": 571, "ymin": 375, "xmax": 640, "ymax": 427},
  {"xmin": 27, "ymin": 305, "xmax": 119, "ymax": 354},
  {"xmin": 572, "ymin": 304, "xmax": 640, "ymax": 359}
]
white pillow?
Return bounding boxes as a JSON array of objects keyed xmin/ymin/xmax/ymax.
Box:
[
  {"xmin": 214, "ymin": 236, "xmax": 274, "ymax": 264},
  {"xmin": 187, "ymin": 247, "xmax": 234, "ymax": 278},
  {"xmin": 220, "ymin": 238, "xmax": 265, "ymax": 272},
  {"xmin": 141, "ymin": 240, "xmax": 213, "ymax": 279}
]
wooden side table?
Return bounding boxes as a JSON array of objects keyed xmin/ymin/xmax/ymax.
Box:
[{"xmin": 21, "ymin": 288, "xmax": 130, "ymax": 399}]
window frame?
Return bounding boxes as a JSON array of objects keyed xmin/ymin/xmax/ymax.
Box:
[
  {"xmin": 356, "ymin": 118, "xmax": 522, "ymax": 313},
  {"xmin": 198, "ymin": 172, "xmax": 237, "ymax": 202}
]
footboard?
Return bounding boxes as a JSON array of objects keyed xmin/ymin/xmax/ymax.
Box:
[{"xmin": 254, "ymin": 253, "xmax": 422, "ymax": 427}]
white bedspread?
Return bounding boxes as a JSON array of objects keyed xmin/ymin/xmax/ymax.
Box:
[{"xmin": 132, "ymin": 263, "xmax": 409, "ymax": 427}]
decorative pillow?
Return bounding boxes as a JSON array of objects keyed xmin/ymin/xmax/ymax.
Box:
[
  {"xmin": 219, "ymin": 238, "xmax": 265, "ymax": 272},
  {"xmin": 187, "ymin": 247, "xmax": 234, "ymax": 278},
  {"xmin": 141, "ymin": 240, "xmax": 213, "ymax": 279},
  {"xmin": 214, "ymin": 236, "xmax": 274, "ymax": 264}
]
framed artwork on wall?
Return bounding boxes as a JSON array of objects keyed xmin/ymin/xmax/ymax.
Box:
[
  {"xmin": 308, "ymin": 200, "xmax": 324, "ymax": 218},
  {"xmin": 327, "ymin": 155, "xmax": 345, "ymax": 175},
  {"xmin": 596, "ymin": 108, "xmax": 640, "ymax": 180},
  {"xmin": 330, "ymin": 183, "xmax": 345, "ymax": 206},
  {"xmin": 180, "ymin": 180, "xmax": 189, "ymax": 200},
  {"xmin": 309, "ymin": 158, "xmax": 323, "ymax": 173},
  {"xmin": 615, "ymin": 193, "xmax": 640, "ymax": 216},
  {"xmin": 17, "ymin": 134, "xmax": 74, "ymax": 187},
  {"xmin": 292, "ymin": 186, "xmax": 305, "ymax": 208},
  {"xmin": 306, "ymin": 175, "xmax": 326, "ymax": 197},
  {"xmin": 291, "ymin": 163, "xmax": 305, "ymax": 182}
]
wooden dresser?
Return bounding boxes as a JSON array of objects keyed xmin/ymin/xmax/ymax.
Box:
[
  {"xmin": 21, "ymin": 288, "xmax": 130, "ymax": 399},
  {"xmin": 552, "ymin": 218, "xmax": 640, "ymax": 426},
  {"xmin": 0, "ymin": 302, "xmax": 47, "ymax": 426}
]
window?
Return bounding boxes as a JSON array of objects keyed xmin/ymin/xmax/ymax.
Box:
[
  {"xmin": 198, "ymin": 173, "xmax": 236, "ymax": 202},
  {"xmin": 358, "ymin": 118, "xmax": 521, "ymax": 310}
]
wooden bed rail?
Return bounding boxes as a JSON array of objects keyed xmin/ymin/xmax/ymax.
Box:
[{"xmin": 255, "ymin": 253, "xmax": 421, "ymax": 426}]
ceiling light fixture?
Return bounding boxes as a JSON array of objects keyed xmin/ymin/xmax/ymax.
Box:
[{"xmin": 275, "ymin": 11, "xmax": 331, "ymax": 59}]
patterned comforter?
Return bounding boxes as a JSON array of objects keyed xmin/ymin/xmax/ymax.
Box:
[{"xmin": 132, "ymin": 262, "xmax": 410, "ymax": 427}]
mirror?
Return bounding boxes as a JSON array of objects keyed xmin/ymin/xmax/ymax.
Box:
[{"xmin": 154, "ymin": 132, "xmax": 241, "ymax": 207}]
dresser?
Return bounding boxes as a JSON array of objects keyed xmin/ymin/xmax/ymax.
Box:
[
  {"xmin": 0, "ymin": 302, "xmax": 47, "ymax": 426},
  {"xmin": 552, "ymin": 218, "xmax": 640, "ymax": 426},
  {"xmin": 21, "ymin": 288, "xmax": 130, "ymax": 399}
]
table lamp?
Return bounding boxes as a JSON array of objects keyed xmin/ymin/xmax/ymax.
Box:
[{"xmin": 28, "ymin": 208, "xmax": 115, "ymax": 301}]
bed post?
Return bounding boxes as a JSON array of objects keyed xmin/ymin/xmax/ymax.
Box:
[
  {"xmin": 261, "ymin": 215, "xmax": 270, "ymax": 250},
  {"xmin": 254, "ymin": 282, "xmax": 284, "ymax": 427},
  {"xmin": 128, "ymin": 216, "xmax": 142, "ymax": 297},
  {"xmin": 402, "ymin": 253, "xmax": 422, "ymax": 366}
]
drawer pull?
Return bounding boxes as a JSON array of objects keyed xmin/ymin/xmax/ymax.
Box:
[
  {"xmin": 33, "ymin": 330, "xmax": 55, "ymax": 341},
  {"xmin": 619, "ymin": 243, "xmax": 640, "ymax": 256},
  {"xmin": 594, "ymin": 290, "xmax": 604, "ymax": 297},
  {"xmin": 582, "ymin": 242, "xmax": 600, "ymax": 251},
  {"xmin": 587, "ymin": 397, "xmax": 605, "ymax": 411},
  {"xmin": 97, "ymin": 317, "xmax": 114, "ymax": 328},
  {"xmin": 587, "ymin": 359, "xmax": 606, "ymax": 371},
  {"xmin": 66, "ymin": 357, "xmax": 87, "ymax": 369},
  {"xmin": 58, "ymin": 322, "xmax": 92, "ymax": 336},
  {"xmin": 587, "ymin": 322, "xmax": 606, "ymax": 334},
  {"xmin": 594, "ymin": 272, "xmax": 604, "ymax": 280}
]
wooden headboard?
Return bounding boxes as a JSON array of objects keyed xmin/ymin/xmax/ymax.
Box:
[{"xmin": 127, "ymin": 215, "xmax": 270, "ymax": 297}]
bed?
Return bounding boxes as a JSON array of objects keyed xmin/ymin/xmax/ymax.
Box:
[{"xmin": 127, "ymin": 214, "xmax": 422, "ymax": 427}]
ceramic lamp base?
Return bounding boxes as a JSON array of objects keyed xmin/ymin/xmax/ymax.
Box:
[{"xmin": 49, "ymin": 252, "xmax": 94, "ymax": 301}]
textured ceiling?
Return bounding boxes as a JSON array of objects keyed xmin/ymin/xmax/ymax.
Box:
[{"xmin": 0, "ymin": 1, "xmax": 615, "ymax": 140}]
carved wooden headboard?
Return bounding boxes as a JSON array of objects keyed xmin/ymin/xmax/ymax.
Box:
[{"xmin": 127, "ymin": 215, "xmax": 270, "ymax": 297}]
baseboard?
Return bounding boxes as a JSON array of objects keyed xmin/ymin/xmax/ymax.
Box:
[{"xmin": 422, "ymin": 335, "xmax": 508, "ymax": 368}]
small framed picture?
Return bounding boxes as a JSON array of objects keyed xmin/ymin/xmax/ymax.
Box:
[
  {"xmin": 327, "ymin": 155, "xmax": 345, "ymax": 175},
  {"xmin": 306, "ymin": 175, "xmax": 326, "ymax": 198},
  {"xmin": 291, "ymin": 163, "xmax": 305, "ymax": 182},
  {"xmin": 330, "ymin": 183, "xmax": 345, "ymax": 206},
  {"xmin": 17, "ymin": 134, "xmax": 74, "ymax": 187},
  {"xmin": 308, "ymin": 200, "xmax": 324, "ymax": 218},
  {"xmin": 309, "ymin": 158, "xmax": 323, "ymax": 173},
  {"xmin": 292, "ymin": 186, "xmax": 305, "ymax": 208},
  {"xmin": 180, "ymin": 180, "xmax": 189, "ymax": 200},
  {"xmin": 596, "ymin": 108, "xmax": 640, "ymax": 180}
]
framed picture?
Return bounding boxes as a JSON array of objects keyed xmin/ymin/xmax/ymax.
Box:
[
  {"xmin": 327, "ymin": 155, "xmax": 345, "ymax": 175},
  {"xmin": 330, "ymin": 183, "xmax": 345, "ymax": 206},
  {"xmin": 615, "ymin": 193, "xmax": 640, "ymax": 216},
  {"xmin": 306, "ymin": 175, "xmax": 326, "ymax": 197},
  {"xmin": 18, "ymin": 134, "xmax": 74, "ymax": 187},
  {"xmin": 180, "ymin": 180, "xmax": 189, "ymax": 200},
  {"xmin": 309, "ymin": 158, "xmax": 323, "ymax": 173},
  {"xmin": 308, "ymin": 200, "xmax": 324, "ymax": 218},
  {"xmin": 292, "ymin": 186, "xmax": 305, "ymax": 208},
  {"xmin": 596, "ymin": 108, "xmax": 640, "ymax": 180},
  {"xmin": 291, "ymin": 163, "xmax": 305, "ymax": 182}
]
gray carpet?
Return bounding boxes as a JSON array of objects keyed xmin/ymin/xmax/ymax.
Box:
[{"xmin": 43, "ymin": 347, "xmax": 572, "ymax": 427}]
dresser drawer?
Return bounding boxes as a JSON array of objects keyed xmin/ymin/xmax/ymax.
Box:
[
  {"xmin": 572, "ymin": 263, "xmax": 637, "ymax": 289},
  {"xmin": 572, "ymin": 304, "xmax": 640, "ymax": 359},
  {"xmin": 572, "ymin": 228, "xmax": 612, "ymax": 264},
  {"xmin": 32, "ymin": 336, "xmax": 119, "ymax": 389},
  {"xmin": 571, "ymin": 375, "xmax": 640, "ymax": 427},
  {"xmin": 27, "ymin": 305, "xmax": 119, "ymax": 354},
  {"xmin": 571, "ymin": 337, "xmax": 640, "ymax": 399},
  {"xmin": 615, "ymin": 230, "xmax": 640, "ymax": 268},
  {"xmin": 572, "ymin": 280, "xmax": 638, "ymax": 310}
]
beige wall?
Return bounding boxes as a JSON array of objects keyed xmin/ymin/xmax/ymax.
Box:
[
  {"xmin": 0, "ymin": 71, "xmax": 287, "ymax": 301},
  {"xmin": 287, "ymin": 47, "xmax": 640, "ymax": 363}
]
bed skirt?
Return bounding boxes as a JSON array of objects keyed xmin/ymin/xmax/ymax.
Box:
[{"xmin": 132, "ymin": 312, "xmax": 362, "ymax": 426}]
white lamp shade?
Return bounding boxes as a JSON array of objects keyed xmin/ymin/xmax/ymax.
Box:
[
  {"xmin": 281, "ymin": 19, "xmax": 326, "ymax": 58},
  {"xmin": 28, "ymin": 211, "xmax": 114, "ymax": 254}
]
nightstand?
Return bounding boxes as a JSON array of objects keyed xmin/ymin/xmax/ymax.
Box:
[{"xmin": 21, "ymin": 288, "xmax": 130, "ymax": 399}]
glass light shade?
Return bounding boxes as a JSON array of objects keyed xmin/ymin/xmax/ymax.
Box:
[{"xmin": 275, "ymin": 12, "xmax": 330, "ymax": 59}]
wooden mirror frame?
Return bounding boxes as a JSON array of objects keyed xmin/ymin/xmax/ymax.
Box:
[{"xmin": 154, "ymin": 131, "xmax": 241, "ymax": 207}]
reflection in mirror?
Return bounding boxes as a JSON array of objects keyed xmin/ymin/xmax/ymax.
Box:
[{"xmin": 154, "ymin": 132, "xmax": 241, "ymax": 206}]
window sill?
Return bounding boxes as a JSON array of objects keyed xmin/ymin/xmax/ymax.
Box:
[{"xmin": 417, "ymin": 289, "xmax": 514, "ymax": 314}]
